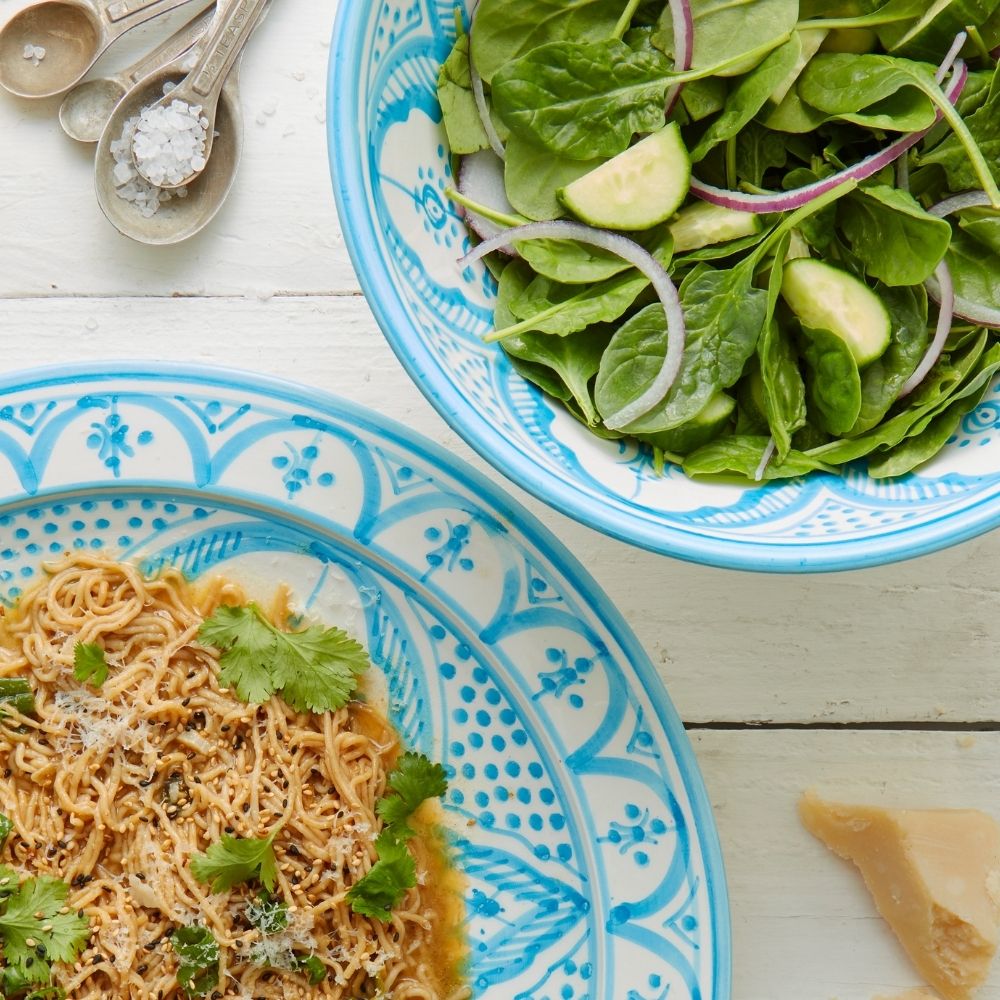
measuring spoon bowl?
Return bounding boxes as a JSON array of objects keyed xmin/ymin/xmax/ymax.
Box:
[
  {"xmin": 59, "ymin": 5, "xmax": 213, "ymax": 141},
  {"xmin": 95, "ymin": 65, "xmax": 242, "ymax": 244},
  {"xmin": 0, "ymin": 0, "xmax": 207, "ymax": 99}
]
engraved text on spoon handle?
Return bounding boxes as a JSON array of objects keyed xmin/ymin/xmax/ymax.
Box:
[{"xmin": 191, "ymin": 0, "xmax": 268, "ymax": 99}]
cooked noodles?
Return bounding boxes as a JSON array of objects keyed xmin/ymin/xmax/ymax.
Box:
[{"xmin": 0, "ymin": 554, "xmax": 468, "ymax": 999}]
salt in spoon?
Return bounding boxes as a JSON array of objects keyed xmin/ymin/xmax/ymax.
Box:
[
  {"xmin": 0, "ymin": 0, "xmax": 210, "ymax": 99},
  {"xmin": 131, "ymin": 0, "xmax": 269, "ymax": 189},
  {"xmin": 60, "ymin": 5, "xmax": 214, "ymax": 142}
]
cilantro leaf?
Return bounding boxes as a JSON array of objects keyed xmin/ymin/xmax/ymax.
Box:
[
  {"xmin": 0, "ymin": 813, "xmax": 13, "ymax": 852},
  {"xmin": 245, "ymin": 892, "xmax": 289, "ymax": 935},
  {"xmin": 0, "ymin": 865, "xmax": 18, "ymax": 903},
  {"xmin": 272, "ymin": 624, "xmax": 369, "ymax": 714},
  {"xmin": 297, "ymin": 954, "xmax": 326, "ymax": 985},
  {"xmin": 72, "ymin": 643, "xmax": 108, "ymax": 688},
  {"xmin": 346, "ymin": 831, "xmax": 417, "ymax": 922},
  {"xmin": 171, "ymin": 925, "xmax": 220, "ymax": 997},
  {"xmin": 199, "ymin": 604, "xmax": 369, "ymax": 713},
  {"xmin": 190, "ymin": 833, "xmax": 279, "ymax": 894},
  {"xmin": 0, "ymin": 876, "xmax": 89, "ymax": 985},
  {"xmin": 198, "ymin": 605, "xmax": 279, "ymax": 704},
  {"xmin": 376, "ymin": 753, "xmax": 449, "ymax": 830}
]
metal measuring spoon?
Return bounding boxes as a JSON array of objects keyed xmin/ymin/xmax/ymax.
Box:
[
  {"xmin": 131, "ymin": 0, "xmax": 269, "ymax": 189},
  {"xmin": 0, "ymin": 0, "xmax": 210, "ymax": 99},
  {"xmin": 60, "ymin": 6, "xmax": 214, "ymax": 142},
  {"xmin": 94, "ymin": 0, "xmax": 271, "ymax": 244}
]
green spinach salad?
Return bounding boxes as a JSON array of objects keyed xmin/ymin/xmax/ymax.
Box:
[{"xmin": 437, "ymin": 0, "xmax": 1000, "ymax": 482}]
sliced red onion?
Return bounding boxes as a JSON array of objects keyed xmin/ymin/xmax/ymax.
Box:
[
  {"xmin": 754, "ymin": 438, "xmax": 776, "ymax": 482},
  {"xmin": 899, "ymin": 261, "xmax": 955, "ymax": 398},
  {"xmin": 665, "ymin": 0, "xmax": 694, "ymax": 116},
  {"xmin": 935, "ymin": 31, "xmax": 967, "ymax": 84},
  {"xmin": 926, "ymin": 278, "xmax": 1000, "ymax": 329},
  {"xmin": 468, "ymin": 3, "xmax": 506, "ymax": 160},
  {"xmin": 690, "ymin": 60, "xmax": 968, "ymax": 214},
  {"xmin": 460, "ymin": 221, "xmax": 685, "ymax": 428},
  {"xmin": 929, "ymin": 190, "xmax": 994, "ymax": 217},
  {"xmin": 458, "ymin": 150, "xmax": 518, "ymax": 254}
]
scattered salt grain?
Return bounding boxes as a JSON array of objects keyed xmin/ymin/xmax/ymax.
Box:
[
  {"xmin": 22, "ymin": 44, "xmax": 45, "ymax": 67},
  {"xmin": 131, "ymin": 98, "xmax": 208, "ymax": 188},
  {"xmin": 110, "ymin": 115, "xmax": 188, "ymax": 219}
]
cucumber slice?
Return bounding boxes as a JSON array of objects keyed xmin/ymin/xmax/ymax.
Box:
[
  {"xmin": 640, "ymin": 393, "xmax": 735, "ymax": 454},
  {"xmin": 781, "ymin": 259, "xmax": 891, "ymax": 367},
  {"xmin": 669, "ymin": 202, "xmax": 763, "ymax": 252},
  {"xmin": 560, "ymin": 124, "xmax": 691, "ymax": 232}
]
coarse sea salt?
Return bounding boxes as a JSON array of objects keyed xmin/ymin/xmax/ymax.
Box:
[
  {"xmin": 132, "ymin": 98, "xmax": 209, "ymax": 188},
  {"xmin": 110, "ymin": 115, "xmax": 188, "ymax": 219},
  {"xmin": 22, "ymin": 44, "xmax": 46, "ymax": 67}
]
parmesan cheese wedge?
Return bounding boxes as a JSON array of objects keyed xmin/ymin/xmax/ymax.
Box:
[{"xmin": 800, "ymin": 792, "xmax": 1000, "ymax": 1000}]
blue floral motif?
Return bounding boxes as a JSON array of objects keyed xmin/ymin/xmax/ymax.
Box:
[
  {"xmin": 271, "ymin": 439, "xmax": 336, "ymax": 496},
  {"xmin": 601, "ymin": 805, "xmax": 671, "ymax": 868},
  {"xmin": 174, "ymin": 396, "xmax": 251, "ymax": 434},
  {"xmin": 83, "ymin": 399, "xmax": 153, "ymax": 477},
  {"xmin": 533, "ymin": 647, "xmax": 593, "ymax": 708},
  {"xmin": 423, "ymin": 519, "xmax": 475, "ymax": 576}
]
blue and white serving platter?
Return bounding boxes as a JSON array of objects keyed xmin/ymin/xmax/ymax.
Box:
[
  {"xmin": 0, "ymin": 365, "xmax": 729, "ymax": 1000},
  {"xmin": 329, "ymin": 0, "xmax": 1000, "ymax": 573}
]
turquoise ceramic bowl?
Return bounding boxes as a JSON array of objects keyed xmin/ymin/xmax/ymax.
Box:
[
  {"xmin": 329, "ymin": 2, "xmax": 1000, "ymax": 573},
  {"xmin": 0, "ymin": 364, "xmax": 730, "ymax": 1000}
]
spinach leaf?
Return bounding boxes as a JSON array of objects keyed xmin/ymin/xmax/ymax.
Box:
[
  {"xmin": 839, "ymin": 184, "xmax": 952, "ymax": 285},
  {"xmin": 800, "ymin": 327, "xmax": 864, "ymax": 435},
  {"xmin": 682, "ymin": 435, "xmax": 837, "ymax": 480},
  {"xmin": 502, "ymin": 328, "xmax": 611, "ymax": 423},
  {"xmin": 691, "ymin": 36, "xmax": 803, "ymax": 162},
  {"xmin": 597, "ymin": 262, "xmax": 769, "ymax": 433},
  {"xmin": 958, "ymin": 207, "xmax": 1000, "ymax": 255},
  {"xmin": 681, "ymin": 77, "xmax": 729, "ymax": 122},
  {"xmin": 851, "ymin": 283, "xmax": 930, "ymax": 434},
  {"xmin": 763, "ymin": 84, "xmax": 829, "ymax": 133},
  {"xmin": 866, "ymin": 390, "xmax": 982, "ymax": 477},
  {"xmin": 503, "ymin": 135, "xmax": 602, "ymax": 221},
  {"xmin": 921, "ymin": 82, "xmax": 1000, "ymax": 190},
  {"xmin": 437, "ymin": 23, "xmax": 490, "ymax": 155},
  {"xmin": 655, "ymin": 0, "xmax": 799, "ymax": 73},
  {"xmin": 471, "ymin": 0, "xmax": 625, "ymax": 85},
  {"xmin": 502, "ymin": 258, "xmax": 665, "ymax": 339},
  {"xmin": 877, "ymin": 0, "xmax": 1000, "ymax": 62},
  {"xmin": 492, "ymin": 39, "xmax": 673, "ymax": 159},
  {"xmin": 759, "ymin": 245, "xmax": 806, "ymax": 459},
  {"xmin": 735, "ymin": 121, "xmax": 788, "ymax": 185},
  {"xmin": 808, "ymin": 330, "xmax": 989, "ymax": 463},
  {"xmin": 519, "ymin": 226, "xmax": 672, "ymax": 285},
  {"xmin": 945, "ymin": 229, "xmax": 1000, "ymax": 311}
]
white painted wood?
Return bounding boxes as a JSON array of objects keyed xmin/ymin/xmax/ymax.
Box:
[
  {"xmin": 0, "ymin": 2, "xmax": 352, "ymax": 297},
  {"xmin": 2, "ymin": 4, "xmax": 1000, "ymax": 998},
  {"xmin": 697, "ymin": 730, "xmax": 1000, "ymax": 1000},
  {"xmin": 1, "ymin": 294, "xmax": 1000, "ymax": 727}
]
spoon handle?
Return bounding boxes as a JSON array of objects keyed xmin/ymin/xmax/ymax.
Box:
[
  {"xmin": 187, "ymin": 0, "xmax": 270, "ymax": 102},
  {"xmin": 103, "ymin": 0, "xmax": 207, "ymax": 31},
  {"xmin": 125, "ymin": 6, "xmax": 215, "ymax": 85}
]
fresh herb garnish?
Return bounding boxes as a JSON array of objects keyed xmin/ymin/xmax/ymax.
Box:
[
  {"xmin": 0, "ymin": 678, "xmax": 35, "ymax": 718},
  {"xmin": 245, "ymin": 892, "xmax": 289, "ymax": 935},
  {"xmin": 348, "ymin": 753, "xmax": 448, "ymax": 922},
  {"xmin": 72, "ymin": 643, "xmax": 108, "ymax": 689},
  {"xmin": 0, "ymin": 870, "xmax": 89, "ymax": 988},
  {"xmin": 296, "ymin": 954, "xmax": 326, "ymax": 985},
  {"xmin": 190, "ymin": 832, "xmax": 279, "ymax": 894},
  {"xmin": 198, "ymin": 604, "xmax": 369, "ymax": 713},
  {"xmin": 376, "ymin": 752, "xmax": 449, "ymax": 833},
  {"xmin": 0, "ymin": 813, "xmax": 13, "ymax": 852},
  {"xmin": 171, "ymin": 925, "xmax": 220, "ymax": 997}
]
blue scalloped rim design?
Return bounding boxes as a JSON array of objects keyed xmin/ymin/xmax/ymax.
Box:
[
  {"xmin": 0, "ymin": 362, "xmax": 730, "ymax": 1000},
  {"xmin": 327, "ymin": 0, "xmax": 1000, "ymax": 574}
]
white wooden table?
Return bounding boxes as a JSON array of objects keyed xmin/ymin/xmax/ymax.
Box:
[{"xmin": 1, "ymin": 4, "xmax": 998, "ymax": 998}]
